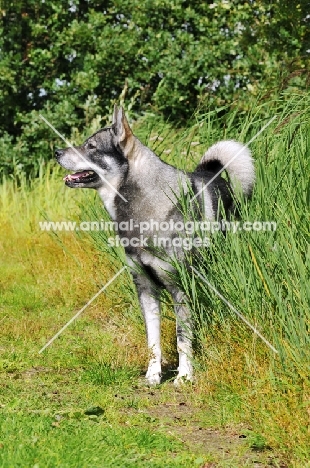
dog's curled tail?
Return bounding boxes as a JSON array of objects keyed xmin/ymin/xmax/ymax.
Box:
[{"xmin": 197, "ymin": 140, "xmax": 255, "ymax": 196}]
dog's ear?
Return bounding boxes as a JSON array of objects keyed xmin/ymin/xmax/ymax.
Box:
[{"xmin": 112, "ymin": 105, "xmax": 132, "ymax": 146}]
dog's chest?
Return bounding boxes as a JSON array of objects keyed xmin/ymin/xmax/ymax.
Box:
[{"xmin": 97, "ymin": 186, "xmax": 117, "ymax": 219}]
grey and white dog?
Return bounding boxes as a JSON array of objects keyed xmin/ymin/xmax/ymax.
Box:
[{"xmin": 55, "ymin": 106, "xmax": 255, "ymax": 386}]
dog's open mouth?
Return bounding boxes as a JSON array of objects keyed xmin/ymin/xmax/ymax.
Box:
[{"xmin": 63, "ymin": 170, "xmax": 99, "ymax": 185}]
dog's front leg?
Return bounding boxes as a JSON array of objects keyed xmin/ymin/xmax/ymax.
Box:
[
  {"xmin": 170, "ymin": 288, "xmax": 193, "ymax": 385},
  {"xmin": 137, "ymin": 285, "xmax": 162, "ymax": 386}
]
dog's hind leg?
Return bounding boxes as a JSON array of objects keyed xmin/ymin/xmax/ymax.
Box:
[{"xmin": 170, "ymin": 288, "xmax": 193, "ymax": 386}]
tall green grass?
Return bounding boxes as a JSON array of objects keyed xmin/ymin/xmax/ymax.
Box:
[{"xmin": 172, "ymin": 92, "xmax": 310, "ymax": 371}]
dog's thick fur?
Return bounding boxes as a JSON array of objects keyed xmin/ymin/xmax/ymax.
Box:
[{"xmin": 55, "ymin": 106, "xmax": 255, "ymax": 386}]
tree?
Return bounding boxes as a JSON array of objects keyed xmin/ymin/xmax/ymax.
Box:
[{"xmin": 0, "ymin": 0, "xmax": 309, "ymax": 175}]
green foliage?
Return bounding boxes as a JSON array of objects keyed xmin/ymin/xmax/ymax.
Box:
[{"xmin": 0, "ymin": 0, "xmax": 309, "ymax": 175}]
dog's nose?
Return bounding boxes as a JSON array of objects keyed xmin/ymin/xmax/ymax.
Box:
[{"xmin": 55, "ymin": 149, "xmax": 63, "ymax": 159}]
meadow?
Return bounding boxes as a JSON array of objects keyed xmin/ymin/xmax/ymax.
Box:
[{"xmin": 0, "ymin": 93, "xmax": 309, "ymax": 467}]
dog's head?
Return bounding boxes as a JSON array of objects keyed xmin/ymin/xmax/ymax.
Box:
[{"xmin": 55, "ymin": 106, "xmax": 132, "ymax": 189}]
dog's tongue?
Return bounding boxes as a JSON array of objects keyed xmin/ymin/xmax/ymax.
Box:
[{"xmin": 63, "ymin": 171, "xmax": 91, "ymax": 181}]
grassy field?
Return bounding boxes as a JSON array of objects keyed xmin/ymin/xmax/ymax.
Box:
[{"xmin": 0, "ymin": 93, "xmax": 309, "ymax": 467}]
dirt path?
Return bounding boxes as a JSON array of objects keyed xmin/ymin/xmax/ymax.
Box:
[{"xmin": 125, "ymin": 386, "xmax": 286, "ymax": 468}]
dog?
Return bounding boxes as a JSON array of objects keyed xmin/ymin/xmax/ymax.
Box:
[{"xmin": 55, "ymin": 105, "xmax": 255, "ymax": 386}]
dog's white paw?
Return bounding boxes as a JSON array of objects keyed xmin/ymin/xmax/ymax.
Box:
[
  {"xmin": 145, "ymin": 361, "xmax": 162, "ymax": 386},
  {"xmin": 145, "ymin": 372, "xmax": 161, "ymax": 386},
  {"xmin": 173, "ymin": 373, "xmax": 194, "ymax": 387},
  {"xmin": 174, "ymin": 358, "xmax": 193, "ymax": 387}
]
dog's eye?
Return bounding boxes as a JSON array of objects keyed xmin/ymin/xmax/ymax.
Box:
[{"xmin": 88, "ymin": 142, "xmax": 96, "ymax": 149}]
